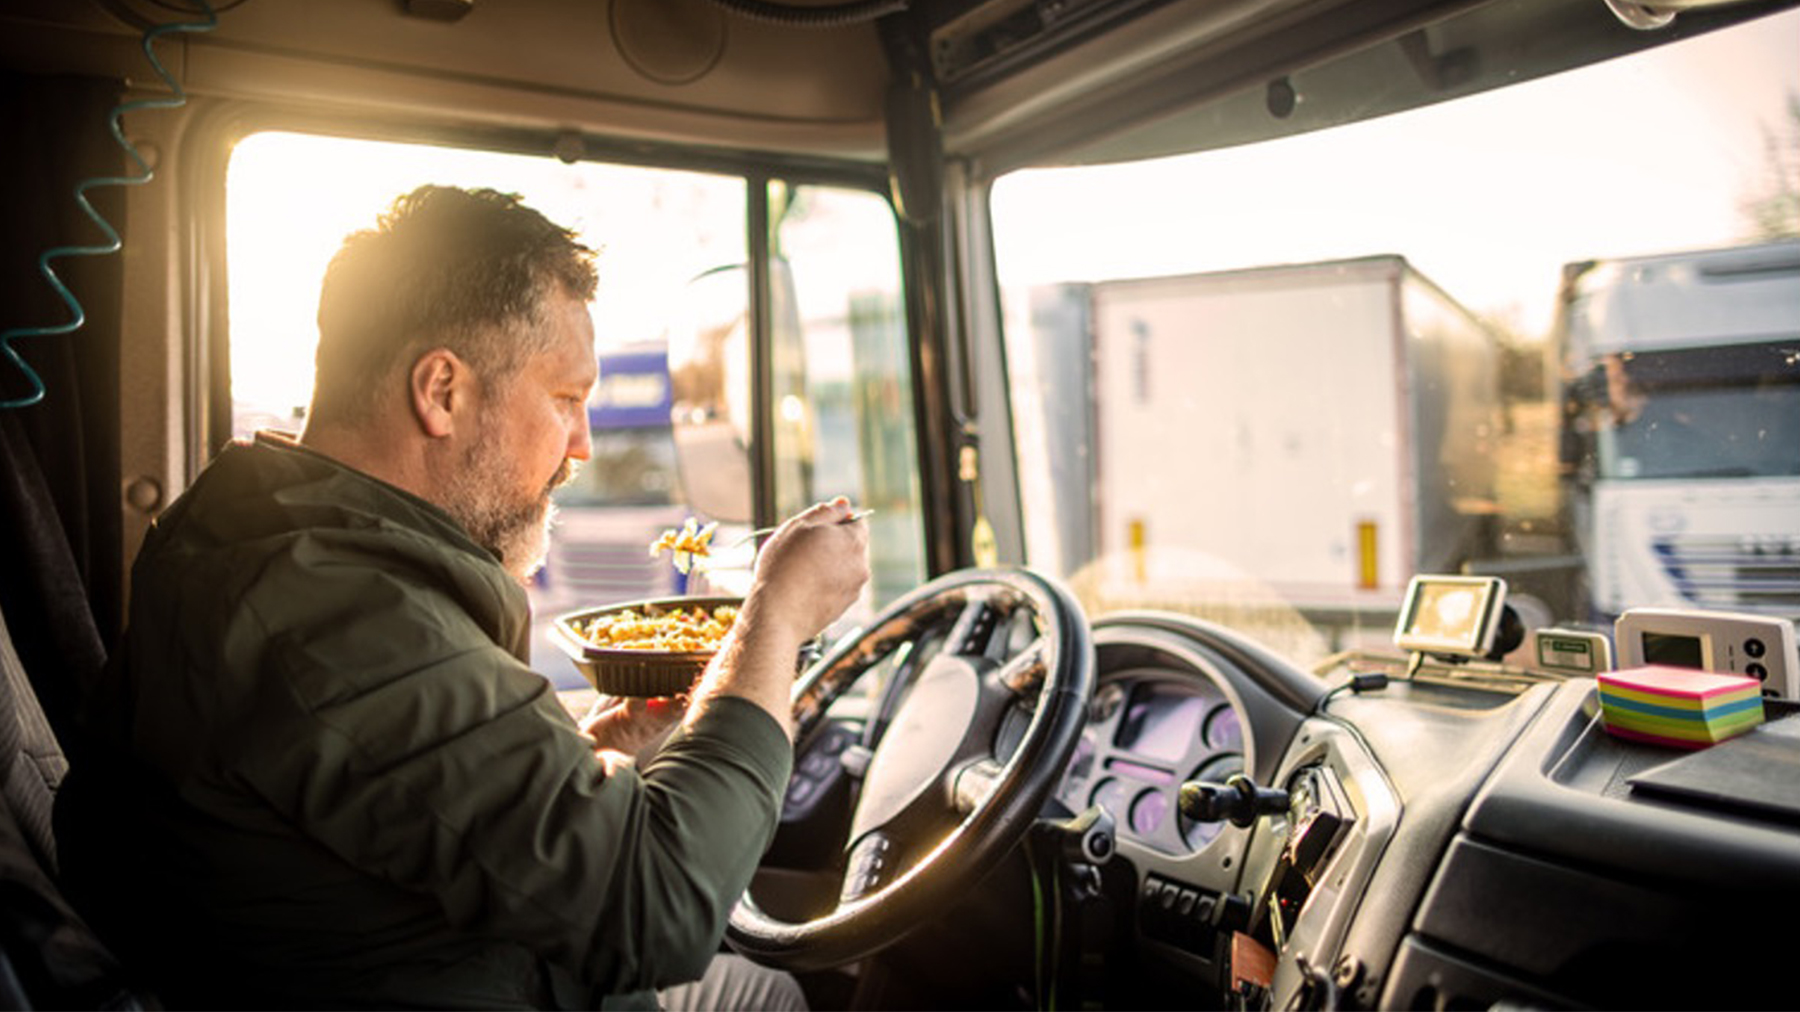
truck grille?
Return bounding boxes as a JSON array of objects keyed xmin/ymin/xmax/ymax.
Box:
[
  {"xmin": 551, "ymin": 539, "xmax": 674, "ymax": 604},
  {"xmin": 1652, "ymin": 534, "xmax": 1800, "ymax": 618}
]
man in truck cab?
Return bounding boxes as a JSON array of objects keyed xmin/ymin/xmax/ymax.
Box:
[{"xmin": 55, "ymin": 185, "xmax": 869, "ymax": 1009}]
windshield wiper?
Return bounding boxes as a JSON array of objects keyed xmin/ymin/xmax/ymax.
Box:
[{"xmin": 1673, "ymin": 467, "xmax": 1765, "ymax": 479}]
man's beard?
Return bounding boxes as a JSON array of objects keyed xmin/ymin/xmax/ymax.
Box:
[{"xmin": 446, "ymin": 432, "xmax": 576, "ymax": 584}]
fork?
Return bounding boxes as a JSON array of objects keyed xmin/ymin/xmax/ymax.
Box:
[{"xmin": 725, "ymin": 507, "xmax": 875, "ymax": 549}]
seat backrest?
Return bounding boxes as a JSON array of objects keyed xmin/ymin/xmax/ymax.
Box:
[{"xmin": 0, "ymin": 605, "xmax": 140, "ymax": 1010}]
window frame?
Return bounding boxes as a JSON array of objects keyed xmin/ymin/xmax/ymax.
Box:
[{"xmin": 196, "ymin": 106, "xmax": 934, "ymax": 544}]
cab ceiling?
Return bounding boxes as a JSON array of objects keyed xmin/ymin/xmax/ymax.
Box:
[
  {"xmin": 0, "ymin": 0, "xmax": 894, "ymax": 158},
  {"xmin": 932, "ymin": 0, "xmax": 1800, "ymax": 172},
  {"xmin": 0, "ymin": 0, "xmax": 1793, "ymax": 171}
]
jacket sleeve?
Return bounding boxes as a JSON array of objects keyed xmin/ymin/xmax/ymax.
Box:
[{"xmin": 219, "ymin": 538, "xmax": 793, "ymax": 994}]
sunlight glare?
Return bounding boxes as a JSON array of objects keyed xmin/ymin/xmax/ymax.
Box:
[{"xmin": 226, "ymin": 133, "xmax": 745, "ymax": 431}]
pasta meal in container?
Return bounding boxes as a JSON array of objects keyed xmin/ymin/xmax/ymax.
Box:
[
  {"xmin": 553, "ymin": 595, "xmax": 741, "ymax": 697},
  {"xmin": 572, "ymin": 602, "xmax": 738, "ymax": 653},
  {"xmin": 552, "ymin": 518, "xmax": 737, "ymax": 696}
]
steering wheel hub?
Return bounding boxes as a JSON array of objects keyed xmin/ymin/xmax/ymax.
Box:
[
  {"xmin": 725, "ymin": 567, "xmax": 1094, "ymax": 972},
  {"xmin": 850, "ymin": 654, "xmax": 981, "ymax": 839}
]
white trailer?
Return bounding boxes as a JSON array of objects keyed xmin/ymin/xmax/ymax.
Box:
[
  {"xmin": 1030, "ymin": 255, "xmax": 1503, "ymax": 636},
  {"xmin": 1556, "ymin": 240, "xmax": 1800, "ymax": 624}
]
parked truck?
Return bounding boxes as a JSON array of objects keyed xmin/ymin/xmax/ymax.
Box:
[
  {"xmin": 1023, "ymin": 255, "xmax": 1505, "ymax": 647},
  {"xmin": 1555, "ymin": 239, "xmax": 1800, "ymax": 624}
]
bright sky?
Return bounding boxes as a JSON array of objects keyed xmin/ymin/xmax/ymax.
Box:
[
  {"xmin": 991, "ymin": 7, "xmax": 1800, "ymax": 339},
  {"xmin": 226, "ymin": 140, "xmax": 901, "ymax": 418},
  {"xmin": 226, "ymin": 141, "xmax": 745, "ymax": 414}
]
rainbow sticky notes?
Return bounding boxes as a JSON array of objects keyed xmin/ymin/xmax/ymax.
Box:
[{"xmin": 1597, "ymin": 666, "xmax": 1765, "ymax": 749}]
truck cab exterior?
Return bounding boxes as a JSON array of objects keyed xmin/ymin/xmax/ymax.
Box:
[{"xmin": 1558, "ymin": 240, "xmax": 1800, "ymax": 624}]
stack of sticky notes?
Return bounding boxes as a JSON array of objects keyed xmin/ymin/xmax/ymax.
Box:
[{"xmin": 1597, "ymin": 666, "xmax": 1765, "ymax": 749}]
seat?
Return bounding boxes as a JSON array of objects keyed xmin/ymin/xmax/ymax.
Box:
[{"xmin": 0, "ymin": 604, "xmax": 141, "ymax": 1009}]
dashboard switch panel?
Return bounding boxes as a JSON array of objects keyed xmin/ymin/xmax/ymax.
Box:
[{"xmin": 1138, "ymin": 873, "xmax": 1221, "ymax": 955}]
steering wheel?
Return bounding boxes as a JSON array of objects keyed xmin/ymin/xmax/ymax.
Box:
[{"xmin": 725, "ymin": 567, "xmax": 1094, "ymax": 972}]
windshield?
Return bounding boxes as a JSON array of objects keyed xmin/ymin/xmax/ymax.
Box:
[
  {"xmin": 1595, "ymin": 356, "xmax": 1800, "ymax": 481},
  {"xmin": 992, "ymin": 10, "xmax": 1800, "ymax": 661}
]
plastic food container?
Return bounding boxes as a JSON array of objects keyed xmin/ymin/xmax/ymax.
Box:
[{"xmin": 553, "ymin": 595, "xmax": 742, "ymax": 697}]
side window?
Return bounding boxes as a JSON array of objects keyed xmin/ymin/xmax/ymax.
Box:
[
  {"xmin": 226, "ymin": 131, "xmax": 745, "ymax": 687},
  {"xmin": 225, "ymin": 135, "xmax": 925, "ymax": 683},
  {"xmin": 768, "ymin": 181, "xmax": 926, "ymax": 608}
]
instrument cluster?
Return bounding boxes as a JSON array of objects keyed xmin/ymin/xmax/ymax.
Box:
[{"xmin": 1056, "ymin": 672, "xmax": 1248, "ymax": 854}]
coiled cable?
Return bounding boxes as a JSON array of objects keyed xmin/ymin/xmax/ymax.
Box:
[{"xmin": 0, "ymin": 0, "xmax": 218, "ymax": 410}]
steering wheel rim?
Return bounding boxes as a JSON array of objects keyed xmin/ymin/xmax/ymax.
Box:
[{"xmin": 726, "ymin": 567, "xmax": 1094, "ymax": 972}]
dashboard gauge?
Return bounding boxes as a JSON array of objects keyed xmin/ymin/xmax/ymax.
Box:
[
  {"xmin": 1203, "ymin": 704, "xmax": 1244, "ymax": 753},
  {"xmin": 1129, "ymin": 787, "xmax": 1171, "ymax": 837},
  {"xmin": 1179, "ymin": 753, "xmax": 1245, "ymax": 850},
  {"xmin": 1064, "ymin": 672, "xmax": 1256, "ymax": 855},
  {"xmin": 1090, "ymin": 777, "xmax": 1131, "ymax": 822},
  {"xmin": 1115, "ymin": 682, "xmax": 1209, "ymax": 763}
]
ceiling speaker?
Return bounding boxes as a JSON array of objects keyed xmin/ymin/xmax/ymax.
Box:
[{"xmin": 611, "ymin": 0, "xmax": 728, "ymax": 86}]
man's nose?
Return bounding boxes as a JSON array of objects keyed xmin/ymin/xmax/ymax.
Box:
[{"xmin": 568, "ymin": 412, "xmax": 593, "ymax": 461}]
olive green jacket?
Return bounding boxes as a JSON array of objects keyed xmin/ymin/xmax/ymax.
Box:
[{"xmin": 59, "ymin": 433, "xmax": 791, "ymax": 1009}]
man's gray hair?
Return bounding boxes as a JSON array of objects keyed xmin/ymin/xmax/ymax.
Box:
[{"xmin": 310, "ymin": 185, "xmax": 598, "ymax": 425}]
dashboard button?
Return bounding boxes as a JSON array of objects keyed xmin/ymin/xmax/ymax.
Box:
[
  {"xmin": 785, "ymin": 778, "xmax": 818, "ymax": 808},
  {"xmin": 1193, "ymin": 893, "xmax": 1216, "ymax": 924},
  {"xmin": 1139, "ymin": 876, "xmax": 1166, "ymax": 935},
  {"xmin": 1176, "ymin": 888, "xmax": 1198, "ymax": 916}
]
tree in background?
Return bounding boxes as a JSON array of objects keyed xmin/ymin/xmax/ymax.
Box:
[{"xmin": 1741, "ymin": 90, "xmax": 1800, "ymax": 240}]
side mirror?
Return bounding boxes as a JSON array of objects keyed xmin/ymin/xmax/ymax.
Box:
[
  {"xmin": 666, "ymin": 265, "xmax": 756, "ymax": 524},
  {"xmin": 665, "ymin": 258, "xmax": 812, "ymax": 526}
]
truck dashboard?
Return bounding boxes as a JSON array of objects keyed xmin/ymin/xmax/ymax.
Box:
[{"xmin": 766, "ymin": 600, "xmax": 1799, "ymax": 1008}]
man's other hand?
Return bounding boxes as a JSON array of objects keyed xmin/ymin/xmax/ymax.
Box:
[{"xmin": 582, "ymin": 695, "xmax": 684, "ymax": 763}]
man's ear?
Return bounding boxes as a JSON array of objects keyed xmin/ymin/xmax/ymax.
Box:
[{"xmin": 408, "ymin": 348, "xmax": 470, "ymax": 438}]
